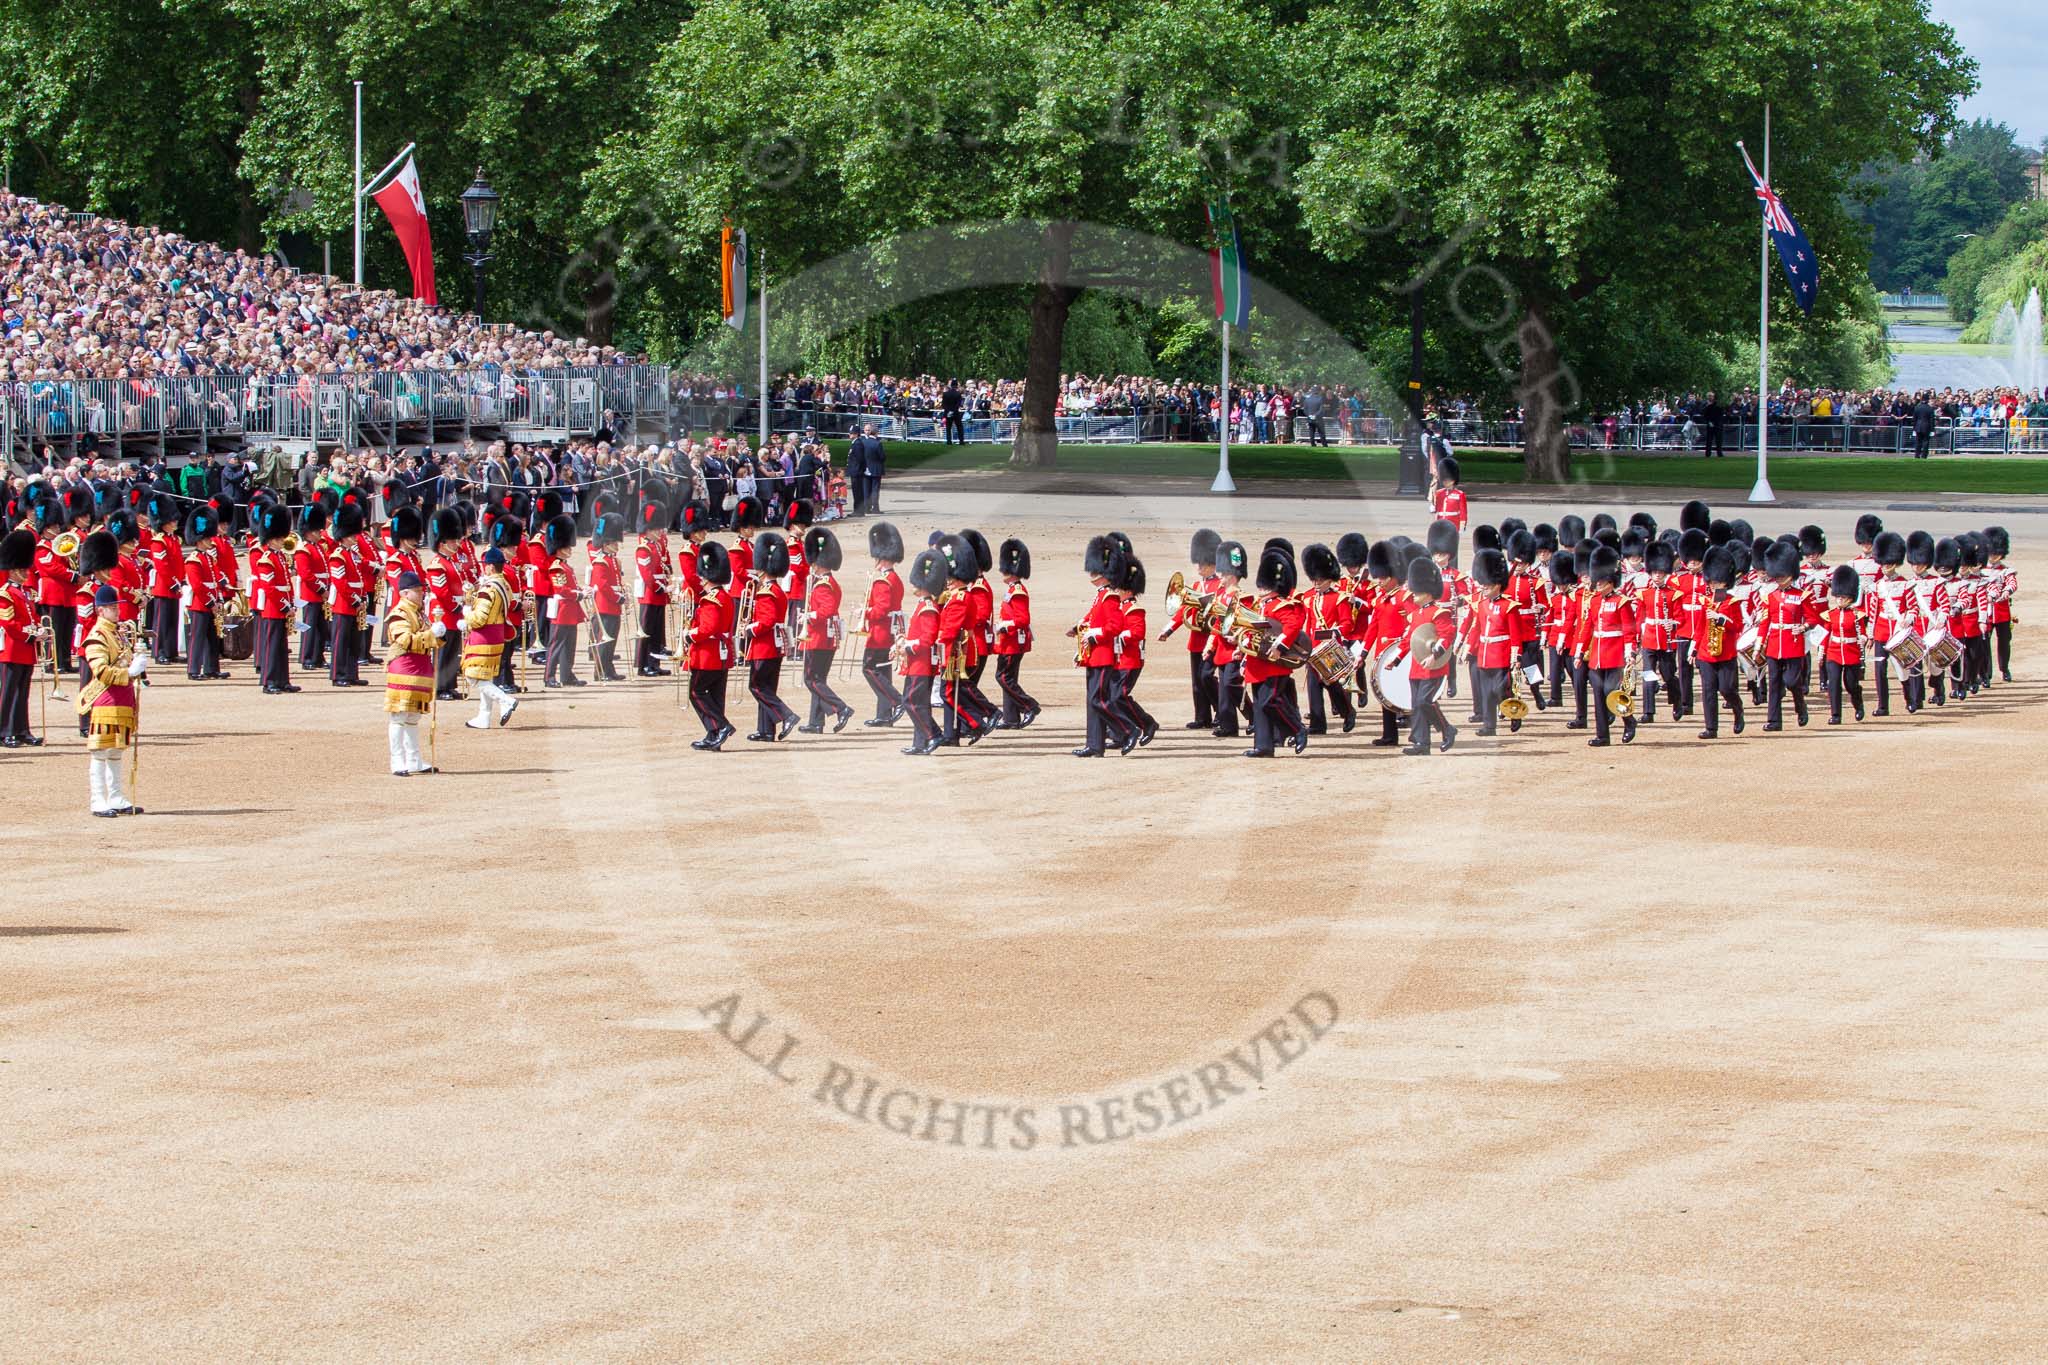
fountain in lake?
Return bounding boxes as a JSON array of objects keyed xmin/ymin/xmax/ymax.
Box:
[{"xmin": 1990, "ymin": 288, "xmax": 2045, "ymax": 396}]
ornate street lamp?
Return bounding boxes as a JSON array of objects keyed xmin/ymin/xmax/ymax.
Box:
[{"xmin": 459, "ymin": 168, "xmax": 501, "ymax": 319}]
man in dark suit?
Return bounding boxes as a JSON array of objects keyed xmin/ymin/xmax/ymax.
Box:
[
  {"xmin": 941, "ymin": 381, "xmax": 965, "ymax": 445},
  {"xmin": 1911, "ymin": 395, "xmax": 1937, "ymax": 459},
  {"xmin": 850, "ymin": 424, "xmax": 886, "ymax": 515},
  {"xmin": 845, "ymin": 426, "xmax": 871, "ymax": 515},
  {"xmin": 1699, "ymin": 392, "xmax": 1727, "ymax": 458}
]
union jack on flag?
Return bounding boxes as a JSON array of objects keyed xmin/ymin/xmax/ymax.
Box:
[{"xmin": 1738, "ymin": 143, "xmax": 1818, "ymax": 314}]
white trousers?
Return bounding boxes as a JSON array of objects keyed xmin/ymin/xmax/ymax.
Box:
[
  {"xmin": 471, "ymin": 679, "xmax": 513, "ymax": 726},
  {"xmin": 88, "ymin": 750, "xmax": 130, "ymax": 813},
  {"xmin": 387, "ymin": 716, "xmax": 427, "ymax": 773}
]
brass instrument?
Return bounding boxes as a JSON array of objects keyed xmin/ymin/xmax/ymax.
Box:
[
  {"xmin": 1606, "ymin": 648, "xmax": 1643, "ymax": 719},
  {"xmin": 1704, "ymin": 594, "xmax": 1729, "ymax": 657},
  {"xmin": 50, "ymin": 530, "xmax": 82, "ymax": 566},
  {"xmin": 1500, "ymin": 657, "xmax": 1533, "ymax": 723},
  {"xmin": 1160, "ymin": 571, "xmax": 1212, "ymax": 640},
  {"xmin": 1215, "ymin": 594, "xmax": 1313, "ymax": 667},
  {"xmin": 279, "ymin": 532, "xmax": 301, "ymax": 556}
]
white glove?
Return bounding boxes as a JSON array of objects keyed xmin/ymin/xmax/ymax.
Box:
[
  {"xmin": 127, "ymin": 657, "xmax": 149, "ymax": 678},
  {"xmin": 458, "ymin": 613, "xmax": 474, "ymax": 631},
  {"xmin": 431, "ymin": 622, "xmax": 447, "ymax": 638}
]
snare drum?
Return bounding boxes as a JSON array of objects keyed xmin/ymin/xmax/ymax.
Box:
[
  {"xmin": 1923, "ymin": 626, "xmax": 1962, "ymax": 672},
  {"xmin": 1884, "ymin": 626, "xmax": 1926, "ymax": 671},
  {"xmin": 1307, "ymin": 638, "xmax": 1352, "ymax": 686},
  {"xmin": 1368, "ymin": 645, "xmax": 1415, "ymax": 714},
  {"xmin": 1735, "ymin": 625, "xmax": 1766, "ymax": 680}
]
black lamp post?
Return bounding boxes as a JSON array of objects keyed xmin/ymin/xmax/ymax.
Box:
[{"xmin": 459, "ymin": 167, "xmax": 500, "ymax": 319}]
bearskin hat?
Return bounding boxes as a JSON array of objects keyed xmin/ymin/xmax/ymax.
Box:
[
  {"xmin": 1589, "ymin": 544, "xmax": 1623, "ymax": 587},
  {"xmin": 1958, "ymin": 533, "xmax": 1985, "ymax": 569},
  {"xmin": 333, "ymin": 500, "xmax": 365, "ymax": 539},
  {"xmin": 1798, "ymin": 524, "xmax": 1827, "ymax": 557},
  {"xmin": 1105, "ymin": 530, "xmax": 1134, "ymax": 562},
  {"xmin": 1425, "ymin": 519, "xmax": 1460, "ymax": 559},
  {"xmin": 1827, "ymin": 564, "xmax": 1860, "ymax": 601},
  {"xmin": 1702, "ymin": 546, "xmax": 1738, "ymax": 588},
  {"xmin": 1558, "ymin": 515, "xmax": 1585, "ymax": 549},
  {"xmin": 907, "ymin": 548, "xmax": 948, "ymax": 598},
  {"xmin": 1335, "ymin": 532, "xmax": 1370, "ymax": 573},
  {"xmin": 1302, "ymin": 542, "xmax": 1341, "ymax": 583},
  {"xmin": 1644, "ymin": 540, "xmax": 1676, "ymax": 576},
  {"xmin": 143, "ymin": 492, "xmax": 176, "ymax": 527},
  {"xmin": 1677, "ymin": 528, "xmax": 1708, "ymax": 564},
  {"xmin": 537, "ymin": 490, "xmax": 565, "ymax": 524},
  {"xmin": 297, "ymin": 502, "xmax": 328, "ymax": 535},
  {"xmin": 1215, "ymin": 540, "xmax": 1250, "ymax": 579},
  {"xmin": 1470, "ymin": 548, "xmax": 1509, "ymax": 590},
  {"xmin": 1853, "ymin": 513, "xmax": 1883, "ymax": 546},
  {"xmin": 1254, "ymin": 548, "xmax": 1296, "ymax": 596},
  {"xmin": 389, "ymin": 505, "xmax": 424, "ymax": 545},
  {"xmin": 754, "ymin": 532, "xmax": 790, "ymax": 579},
  {"xmin": 1533, "ymin": 522, "xmax": 1560, "ymax": 553},
  {"xmin": 1436, "ymin": 455, "xmax": 1460, "ymax": 485},
  {"xmin": 806, "ymin": 527, "xmax": 844, "ymax": 573},
  {"xmin": 1872, "ymin": 531, "xmax": 1905, "ymax": 566},
  {"xmin": 937, "ymin": 534, "xmax": 974, "ymax": 583},
  {"xmin": 680, "ymin": 501, "xmax": 715, "ymax": 536},
  {"xmin": 1726, "ymin": 540, "xmax": 1753, "ymax": 577},
  {"xmin": 1084, "ymin": 535, "xmax": 1121, "ymax": 580},
  {"xmin": 638, "ymin": 490, "xmax": 670, "ymax": 534},
  {"xmin": 61, "ymin": 486, "xmax": 92, "ymax": 523},
  {"xmin": 998, "ymin": 537, "xmax": 1030, "ymax": 579},
  {"xmin": 489, "ymin": 517, "xmax": 524, "ymax": 551},
  {"xmin": 1984, "ymin": 525, "xmax": 2010, "ymax": 557},
  {"xmin": 1590, "ymin": 513, "xmax": 1617, "ymax": 536},
  {"xmin": 787, "ymin": 500, "xmax": 815, "ymax": 529},
  {"xmin": 1764, "ymin": 540, "xmax": 1802, "ymax": 579},
  {"xmin": 77, "ymin": 529, "xmax": 119, "ymax": 576},
  {"xmin": 1932, "ymin": 537, "xmax": 1961, "ymax": 573},
  {"xmin": 186, "ymin": 507, "xmax": 219, "ymax": 544},
  {"xmin": 1505, "ymin": 528, "xmax": 1536, "ymax": 564},
  {"xmin": 541, "ymin": 514, "xmax": 575, "ymax": 555},
  {"xmin": 0, "ymin": 529, "xmax": 36, "ymax": 573},
  {"xmin": 1190, "ymin": 528, "xmax": 1222, "ymax": 567},
  {"xmin": 1365, "ymin": 540, "xmax": 1396, "ymax": 581},
  {"xmin": 257, "ymin": 503, "xmax": 291, "ymax": 544},
  {"xmin": 1471, "ymin": 523, "xmax": 1501, "ymax": 554},
  {"xmin": 698, "ymin": 540, "xmax": 732, "ymax": 588},
  {"xmin": 1753, "ymin": 535, "xmax": 1775, "ymax": 563},
  {"xmin": 1406, "ymin": 555, "xmax": 1445, "ymax": 599},
  {"xmin": 1121, "ymin": 557, "xmax": 1147, "ymax": 596},
  {"xmin": 103, "ymin": 510, "xmax": 137, "ymax": 546},
  {"xmin": 959, "ymin": 528, "xmax": 993, "ymax": 575},
  {"xmin": 1726, "ymin": 517, "xmax": 1754, "ymax": 547},
  {"xmin": 1679, "ymin": 500, "xmax": 1711, "ymax": 533},
  {"xmin": 1618, "ymin": 530, "xmax": 1647, "ymax": 561},
  {"xmin": 429, "ymin": 508, "xmax": 465, "ymax": 550},
  {"xmin": 593, "ymin": 515, "xmax": 625, "ymax": 547},
  {"xmin": 868, "ymin": 520, "xmax": 904, "ymax": 564},
  {"xmin": 1707, "ymin": 518, "xmax": 1732, "ymax": 547},
  {"xmin": 92, "ymin": 482, "xmax": 119, "ymax": 518},
  {"xmin": 1498, "ymin": 516, "xmax": 1528, "ymax": 540},
  {"xmin": 1401, "ymin": 541, "xmax": 1432, "ymax": 577},
  {"xmin": 1904, "ymin": 530, "xmax": 1934, "ymax": 566},
  {"xmin": 1262, "ymin": 536, "xmax": 1295, "ymax": 564},
  {"xmin": 453, "ymin": 501, "xmax": 477, "ymax": 540},
  {"xmin": 1628, "ymin": 511, "xmax": 1658, "ymax": 539}
]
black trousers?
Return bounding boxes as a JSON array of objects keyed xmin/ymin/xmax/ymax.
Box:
[
  {"xmin": 993, "ymin": 653, "xmax": 1037, "ymax": 723},
  {"xmin": 0, "ymin": 659, "xmax": 30, "ymax": 738},
  {"xmin": 437, "ymin": 634, "xmax": 462, "ymax": 694},
  {"xmin": 749, "ymin": 657, "xmax": 797, "ymax": 731},
  {"xmin": 1187, "ymin": 651, "xmax": 1215, "ymax": 727},
  {"xmin": 1474, "ymin": 665, "xmax": 1507, "ymax": 730},
  {"xmin": 255, "ymin": 617, "xmax": 290, "ymax": 689},
  {"xmin": 297, "ymin": 602, "xmax": 326, "ymax": 668},
  {"xmin": 862, "ymin": 646, "xmax": 901, "ymax": 720},
  {"xmin": 1913, "ymin": 431, "xmax": 1932, "ymax": 458},
  {"xmin": 1871, "ymin": 639, "xmax": 1894, "ymax": 713},
  {"xmin": 1703, "ymin": 425, "xmax": 1726, "ymax": 458},
  {"xmin": 1305, "ymin": 416, "xmax": 1329, "ymax": 446},
  {"xmin": 1112, "ymin": 665, "xmax": 1155, "ymax": 739},
  {"xmin": 330, "ymin": 613, "xmax": 361, "ymax": 684},
  {"xmin": 1547, "ymin": 644, "xmax": 1567, "ymax": 707},
  {"xmin": 187, "ymin": 608, "xmax": 221, "ymax": 679},
  {"xmin": 1641, "ymin": 649, "xmax": 1680, "ymax": 721},
  {"xmin": 594, "ymin": 614, "xmax": 622, "ymax": 679},
  {"xmin": 1570, "ymin": 655, "xmax": 1590, "ymax": 724},
  {"xmin": 1696, "ymin": 657, "xmax": 1742, "ymax": 735},
  {"xmin": 1249, "ymin": 676, "xmax": 1301, "ymax": 753},
  {"xmin": 636, "ymin": 604, "xmax": 669, "ymax": 671},
  {"xmin": 940, "ymin": 674, "xmax": 985, "ymax": 741},
  {"xmin": 943, "ymin": 411, "xmax": 965, "ymax": 444},
  {"xmin": 496, "ymin": 637, "xmax": 519, "ymax": 691},
  {"xmin": 1765, "ymin": 656, "xmax": 1807, "ymax": 727},
  {"xmin": 689, "ymin": 666, "xmax": 729, "ymax": 739},
  {"xmin": 1214, "ymin": 659, "xmax": 1245, "ymax": 736},
  {"xmin": 42, "ymin": 603, "xmax": 75, "ymax": 673},
  {"xmin": 1306, "ymin": 641, "xmax": 1356, "ymax": 733},
  {"xmin": 1407, "ymin": 675, "xmax": 1451, "ymax": 750},
  {"xmin": 803, "ymin": 648, "xmax": 850, "ymax": 725},
  {"xmin": 904, "ymin": 675, "xmax": 939, "ymax": 746},
  {"xmin": 1672, "ymin": 638, "xmax": 1694, "ymax": 714},
  {"xmin": 153, "ymin": 598, "xmax": 185, "ymax": 662},
  {"xmin": 546, "ymin": 622, "xmax": 580, "ymax": 686},
  {"xmin": 1084, "ymin": 665, "xmax": 1127, "ymax": 751},
  {"xmin": 1823, "ymin": 659, "xmax": 1864, "ymax": 722},
  {"xmin": 1588, "ymin": 665, "xmax": 1633, "ymax": 742},
  {"xmin": 1992, "ymin": 620, "xmax": 2012, "ymax": 677}
]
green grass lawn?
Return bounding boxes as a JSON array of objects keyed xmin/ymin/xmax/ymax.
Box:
[
  {"xmin": 1883, "ymin": 307, "xmax": 1956, "ymax": 326},
  {"xmin": 1892, "ymin": 341, "xmax": 2002, "ymax": 356},
  {"xmin": 830, "ymin": 438, "xmax": 2048, "ymax": 496}
]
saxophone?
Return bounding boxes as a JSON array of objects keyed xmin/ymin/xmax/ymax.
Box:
[{"xmin": 1705, "ymin": 598, "xmax": 1728, "ymax": 657}]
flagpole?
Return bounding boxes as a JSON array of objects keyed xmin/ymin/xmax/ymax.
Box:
[
  {"xmin": 352, "ymin": 81, "xmax": 363, "ymax": 287},
  {"xmin": 1212, "ymin": 320, "xmax": 1235, "ymax": 493},
  {"xmin": 758, "ymin": 243, "xmax": 769, "ymax": 450},
  {"xmin": 1749, "ymin": 103, "xmax": 1777, "ymax": 505}
]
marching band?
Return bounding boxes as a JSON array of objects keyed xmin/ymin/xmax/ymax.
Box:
[{"xmin": 0, "ymin": 472, "xmax": 2028, "ymax": 809}]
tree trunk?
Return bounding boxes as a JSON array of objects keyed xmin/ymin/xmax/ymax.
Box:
[
  {"xmin": 1517, "ymin": 296, "xmax": 1574, "ymax": 485},
  {"xmin": 583, "ymin": 263, "xmax": 616, "ymax": 347},
  {"xmin": 1010, "ymin": 220, "xmax": 1079, "ymax": 470}
]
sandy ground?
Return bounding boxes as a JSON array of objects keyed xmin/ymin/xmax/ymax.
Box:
[{"xmin": 5, "ymin": 484, "xmax": 2046, "ymax": 1360}]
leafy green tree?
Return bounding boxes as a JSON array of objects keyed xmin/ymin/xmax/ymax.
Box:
[{"xmin": 1893, "ymin": 155, "xmax": 2006, "ymax": 289}]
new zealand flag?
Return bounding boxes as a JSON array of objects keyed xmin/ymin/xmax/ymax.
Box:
[{"xmin": 1740, "ymin": 145, "xmax": 1818, "ymax": 314}]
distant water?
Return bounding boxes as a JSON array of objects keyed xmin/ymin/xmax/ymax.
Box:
[{"xmin": 1886, "ymin": 320, "xmax": 2010, "ymax": 389}]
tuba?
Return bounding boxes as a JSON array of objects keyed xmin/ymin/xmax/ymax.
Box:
[{"xmin": 1606, "ymin": 649, "xmax": 1643, "ymax": 718}]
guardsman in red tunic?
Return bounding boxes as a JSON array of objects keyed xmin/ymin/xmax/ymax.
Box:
[
  {"xmin": 1866, "ymin": 531, "xmax": 1910, "ymax": 715},
  {"xmin": 424, "ymin": 508, "xmax": 468, "ymax": 698},
  {"xmin": 685, "ymin": 541, "xmax": 736, "ymax": 750},
  {"xmin": 795, "ymin": 526, "xmax": 856, "ymax": 733},
  {"xmin": 1692, "ymin": 546, "xmax": 1748, "ymax": 738},
  {"xmin": 1503, "ymin": 529, "xmax": 1550, "ymax": 714},
  {"xmin": 383, "ymin": 571, "xmax": 443, "ymax": 776},
  {"xmin": 382, "ymin": 506, "xmax": 426, "ymax": 609},
  {"xmin": 634, "ymin": 490, "xmax": 674, "ymax": 675},
  {"xmin": 326, "ymin": 500, "xmax": 369, "ymax": 686},
  {"xmin": 1071, "ymin": 535, "xmax": 1131, "ymax": 757},
  {"xmin": 1426, "ymin": 519, "xmax": 1466, "ymax": 705},
  {"xmin": 1400, "ymin": 556, "xmax": 1456, "ymax": 754},
  {"xmin": 1819, "ymin": 563, "xmax": 1867, "ymax": 724},
  {"xmin": 741, "ymin": 532, "xmax": 799, "ymax": 740},
  {"xmin": 587, "ymin": 512, "xmax": 627, "ymax": 682},
  {"xmin": 1361, "ymin": 540, "xmax": 1408, "ymax": 747},
  {"xmin": 728, "ymin": 496, "xmax": 761, "ymax": 586},
  {"xmin": 523, "ymin": 527, "xmax": 554, "ymax": 668},
  {"xmin": 0, "ymin": 529, "xmax": 46, "ymax": 746},
  {"xmin": 1983, "ymin": 525, "xmax": 2015, "ymax": 684},
  {"xmin": 933, "ymin": 535, "xmax": 987, "ymax": 746},
  {"xmin": 1464, "ymin": 549, "xmax": 1519, "ymax": 735},
  {"xmin": 1160, "ymin": 529, "xmax": 1220, "ymax": 730},
  {"xmin": 460, "ymin": 547, "xmax": 520, "ymax": 730},
  {"xmin": 1301, "ymin": 543, "xmax": 1357, "ymax": 736},
  {"xmin": 959, "ymin": 529, "xmax": 1003, "ymax": 734},
  {"xmin": 895, "ymin": 548, "xmax": 947, "ymax": 755},
  {"xmin": 1208, "ymin": 540, "xmax": 1250, "ymax": 739},
  {"xmin": 32, "ymin": 498, "xmax": 77, "ymax": 676},
  {"xmin": 1428, "ymin": 454, "xmax": 1467, "ymax": 530},
  {"xmin": 1637, "ymin": 540, "xmax": 1683, "ymax": 723},
  {"xmin": 292, "ymin": 500, "xmax": 330, "ymax": 670},
  {"xmin": 79, "ymin": 584, "xmax": 147, "ymax": 816},
  {"xmin": 991, "ymin": 537, "xmax": 1039, "ymax": 728},
  {"xmin": 1581, "ymin": 545, "xmax": 1640, "ymax": 747},
  {"xmin": 1334, "ymin": 532, "xmax": 1373, "ymax": 702},
  {"xmin": 147, "ymin": 496, "xmax": 188, "ymax": 664},
  {"xmin": 859, "ymin": 520, "xmax": 906, "ymax": 726},
  {"xmin": 539, "ymin": 514, "xmax": 586, "ymax": 688},
  {"xmin": 1241, "ymin": 546, "xmax": 1308, "ymax": 758},
  {"xmin": 182, "ymin": 506, "xmax": 230, "ymax": 681},
  {"xmin": 1758, "ymin": 540, "xmax": 1819, "ymax": 730},
  {"xmin": 784, "ymin": 501, "xmax": 814, "ymax": 653},
  {"xmin": 1670, "ymin": 528, "xmax": 1709, "ymax": 718},
  {"xmin": 249, "ymin": 502, "xmax": 299, "ymax": 694},
  {"xmin": 106, "ymin": 512, "xmax": 145, "ymax": 627},
  {"xmin": 1111, "ymin": 556, "xmax": 1158, "ymax": 749}
]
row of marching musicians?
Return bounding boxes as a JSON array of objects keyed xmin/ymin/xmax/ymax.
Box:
[{"xmin": 1140, "ymin": 500, "xmax": 2017, "ymax": 756}]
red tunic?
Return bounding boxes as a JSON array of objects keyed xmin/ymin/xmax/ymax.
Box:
[
  {"xmin": 293, "ymin": 538, "xmax": 327, "ymax": 605},
  {"xmin": 249, "ymin": 547, "xmax": 291, "ymax": 620},
  {"xmin": 327, "ymin": 540, "xmax": 365, "ymax": 616},
  {"xmin": 184, "ymin": 550, "xmax": 225, "ymax": 611},
  {"xmin": 993, "ymin": 582, "xmax": 1032, "ymax": 655},
  {"xmin": 1759, "ymin": 586, "xmax": 1820, "ymax": 660},
  {"xmin": 149, "ymin": 534, "xmax": 186, "ymax": 601},
  {"xmin": 1693, "ymin": 593, "xmax": 1746, "ymax": 664},
  {"xmin": 938, "ymin": 587, "xmax": 977, "ymax": 672},
  {"xmin": 1082, "ymin": 593, "xmax": 1124, "ymax": 669},
  {"xmin": 0, "ymin": 581, "xmax": 36, "ymax": 665},
  {"xmin": 862, "ymin": 571, "xmax": 903, "ymax": 650},
  {"xmin": 742, "ymin": 583, "xmax": 786, "ymax": 661},
  {"xmin": 1241, "ymin": 594, "xmax": 1305, "ymax": 685},
  {"xmin": 1405, "ymin": 602, "xmax": 1454, "ymax": 680},
  {"xmin": 1637, "ymin": 580, "xmax": 1680, "ymax": 652},
  {"xmin": 34, "ymin": 538, "xmax": 75, "ymax": 608},
  {"xmin": 802, "ymin": 574, "xmax": 844, "ymax": 650},
  {"xmin": 1581, "ymin": 590, "xmax": 1639, "ymax": 669},
  {"xmin": 590, "ymin": 549, "xmax": 624, "ymax": 617},
  {"xmin": 1505, "ymin": 568, "xmax": 1539, "ymax": 646},
  {"xmin": 425, "ymin": 552, "xmax": 466, "ymax": 632},
  {"xmin": 549, "ymin": 558, "xmax": 587, "ymax": 627},
  {"xmin": 637, "ymin": 535, "xmax": 671, "ymax": 605},
  {"xmin": 899, "ymin": 598, "xmax": 940, "ymax": 676},
  {"xmin": 685, "ymin": 592, "xmax": 732, "ymax": 671},
  {"xmin": 109, "ymin": 552, "xmax": 143, "ymax": 623},
  {"xmin": 1465, "ymin": 594, "xmax": 1517, "ymax": 669},
  {"xmin": 967, "ymin": 579, "xmax": 995, "ymax": 655},
  {"xmin": 1115, "ymin": 602, "xmax": 1147, "ymax": 670},
  {"xmin": 1429, "ymin": 486, "xmax": 1468, "ymax": 529},
  {"xmin": 1820, "ymin": 604, "xmax": 1863, "ymax": 665}
]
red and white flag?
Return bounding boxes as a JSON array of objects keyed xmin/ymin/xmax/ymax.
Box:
[{"xmin": 366, "ymin": 143, "xmax": 437, "ymax": 305}]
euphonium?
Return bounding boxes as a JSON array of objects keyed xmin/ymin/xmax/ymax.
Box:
[
  {"xmin": 1606, "ymin": 649, "xmax": 1643, "ymax": 718},
  {"xmin": 279, "ymin": 532, "xmax": 301, "ymax": 556},
  {"xmin": 51, "ymin": 530, "xmax": 81, "ymax": 565}
]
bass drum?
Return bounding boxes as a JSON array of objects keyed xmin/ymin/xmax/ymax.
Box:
[
  {"xmin": 219, "ymin": 615, "xmax": 256, "ymax": 661},
  {"xmin": 1368, "ymin": 645, "xmax": 1414, "ymax": 714}
]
